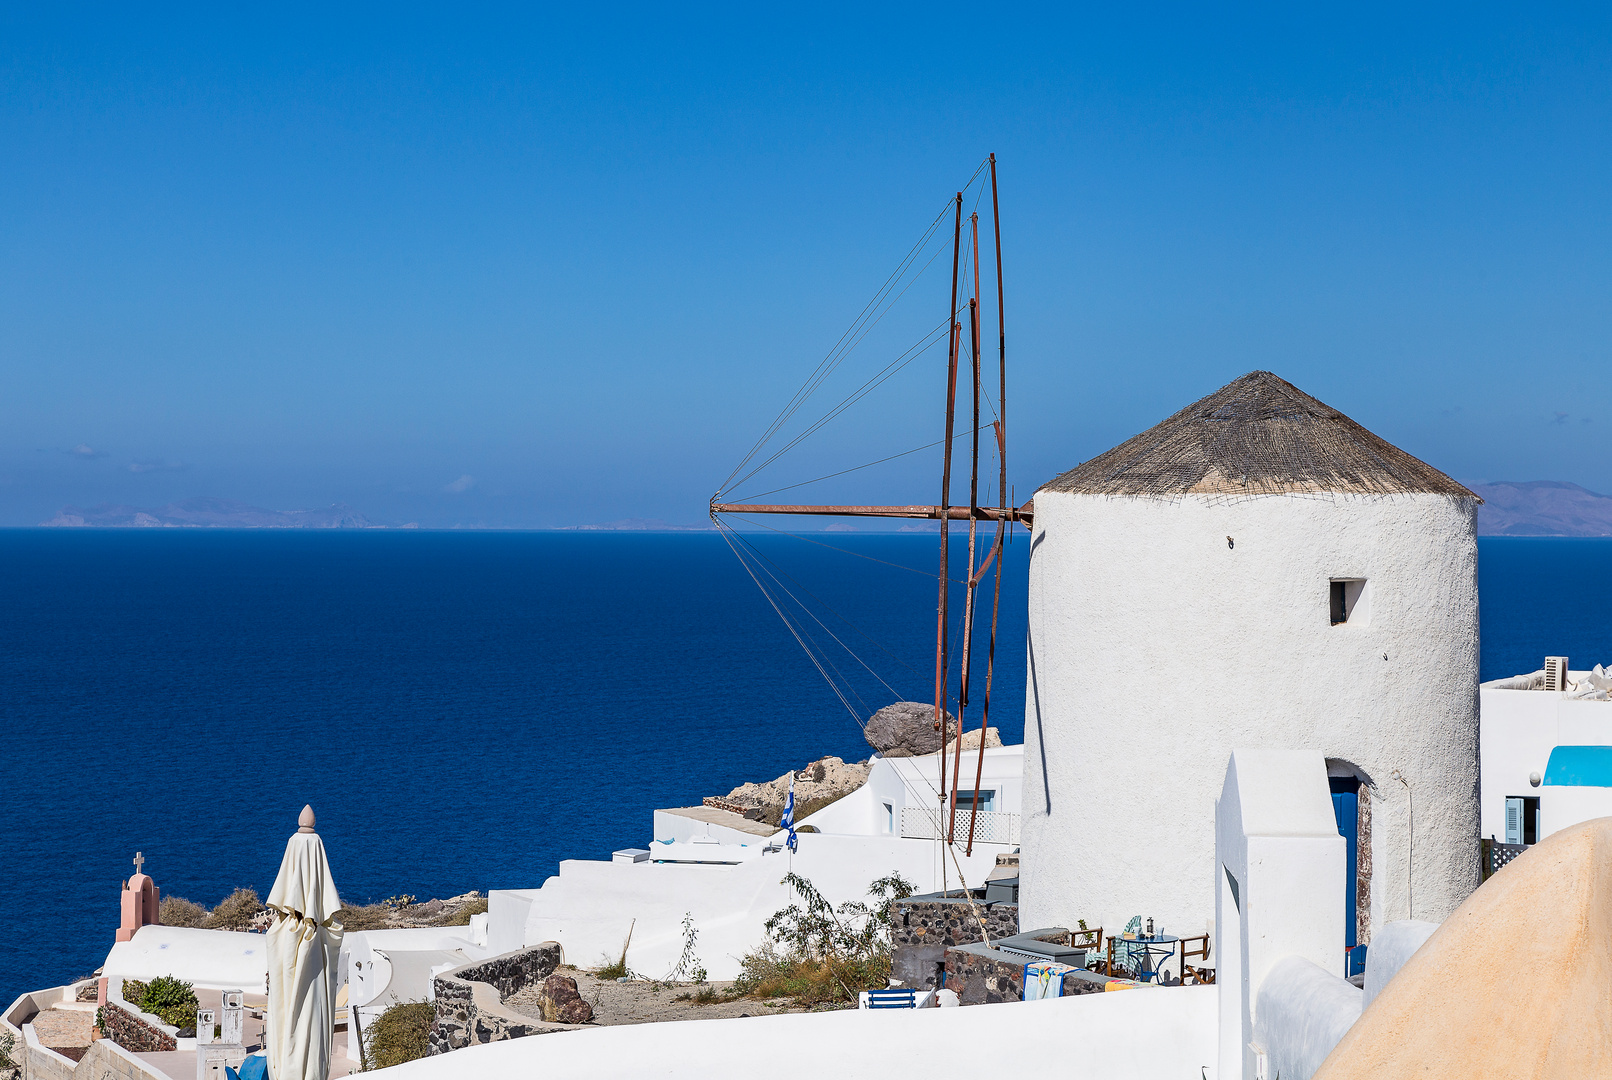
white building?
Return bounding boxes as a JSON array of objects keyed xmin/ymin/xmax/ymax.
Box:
[
  {"xmin": 1019, "ymin": 371, "xmax": 1482, "ymax": 958},
  {"xmin": 487, "ymin": 745, "xmax": 1023, "ymax": 980},
  {"xmin": 1480, "ymin": 661, "xmax": 1612, "ymax": 846}
]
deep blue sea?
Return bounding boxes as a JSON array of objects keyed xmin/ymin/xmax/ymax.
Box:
[{"xmin": 1, "ymin": 531, "xmax": 1608, "ymax": 1002}]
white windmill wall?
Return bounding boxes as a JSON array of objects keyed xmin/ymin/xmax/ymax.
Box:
[{"xmin": 1019, "ymin": 489, "xmax": 1479, "ymax": 941}]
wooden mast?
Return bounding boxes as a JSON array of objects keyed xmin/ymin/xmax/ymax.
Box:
[
  {"xmin": 966, "ymin": 153, "xmax": 1007, "ymax": 856},
  {"xmin": 934, "ymin": 192, "xmax": 963, "ymax": 815},
  {"xmin": 949, "ymin": 214, "xmax": 983, "ymax": 844}
]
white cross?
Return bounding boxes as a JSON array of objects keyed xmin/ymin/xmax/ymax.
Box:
[{"xmin": 133, "ymin": 852, "xmax": 145, "ymax": 874}]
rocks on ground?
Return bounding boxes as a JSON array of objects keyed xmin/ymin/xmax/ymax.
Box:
[
  {"xmin": 503, "ymin": 967, "xmax": 809, "ymax": 1027},
  {"xmin": 534, "ymin": 975, "xmax": 594, "ymax": 1024}
]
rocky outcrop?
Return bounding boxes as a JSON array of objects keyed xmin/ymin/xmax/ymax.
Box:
[
  {"xmin": 864, "ymin": 702, "xmax": 1002, "ymax": 757},
  {"xmin": 718, "ymin": 757, "xmax": 871, "ymax": 826}
]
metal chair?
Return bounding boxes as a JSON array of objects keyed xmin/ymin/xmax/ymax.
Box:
[{"xmin": 1103, "ymin": 916, "xmax": 1144, "ymax": 978}]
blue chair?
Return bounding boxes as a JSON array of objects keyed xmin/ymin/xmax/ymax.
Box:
[{"xmin": 860, "ymin": 989, "xmax": 920, "ymax": 1009}]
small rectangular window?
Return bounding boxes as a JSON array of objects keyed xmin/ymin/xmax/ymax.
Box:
[
  {"xmin": 955, "ymin": 790, "xmax": 996, "ymax": 812},
  {"xmin": 883, "ymin": 802, "xmax": 894, "ymax": 833},
  {"xmin": 1330, "ymin": 579, "xmax": 1368, "ymax": 625}
]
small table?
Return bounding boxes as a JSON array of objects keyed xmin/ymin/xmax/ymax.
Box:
[{"xmin": 1124, "ymin": 934, "xmax": 1180, "ymax": 982}]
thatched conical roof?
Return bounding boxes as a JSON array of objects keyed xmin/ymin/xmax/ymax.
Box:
[{"xmin": 1040, "ymin": 371, "xmax": 1476, "ymax": 499}]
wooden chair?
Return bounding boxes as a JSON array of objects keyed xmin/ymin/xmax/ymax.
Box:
[
  {"xmin": 1071, "ymin": 925, "xmax": 1103, "ymax": 954},
  {"xmin": 1179, "ymin": 933, "xmax": 1214, "ymax": 984}
]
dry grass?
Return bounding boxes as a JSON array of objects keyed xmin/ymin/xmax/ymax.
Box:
[
  {"xmin": 158, "ymin": 896, "xmax": 208, "ymax": 928},
  {"xmin": 731, "ymin": 942, "xmax": 888, "ymax": 1008},
  {"xmin": 433, "ymin": 897, "xmax": 488, "ymax": 926},
  {"xmin": 201, "ymin": 888, "xmax": 263, "ymax": 931},
  {"xmin": 335, "ymin": 904, "xmax": 392, "ymax": 932}
]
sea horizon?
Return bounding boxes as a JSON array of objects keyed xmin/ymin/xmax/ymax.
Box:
[{"xmin": 3, "ymin": 531, "xmax": 1610, "ymax": 1001}]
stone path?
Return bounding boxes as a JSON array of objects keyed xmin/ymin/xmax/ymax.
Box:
[
  {"xmin": 503, "ymin": 968, "xmax": 810, "ymax": 1027},
  {"xmin": 31, "ymin": 1007, "xmax": 93, "ymax": 1050}
]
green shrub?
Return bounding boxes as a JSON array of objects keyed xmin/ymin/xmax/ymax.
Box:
[
  {"xmin": 201, "ymin": 888, "xmax": 263, "ymax": 931},
  {"xmin": 733, "ymin": 872, "xmax": 914, "ymax": 1006},
  {"xmin": 138, "ymin": 975, "xmax": 199, "ymax": 1030},
  {"xmin": 120, "ymin": 979, "xmax": 147, "ymax": 1005},
  {"xmin": 159, "ymin": 896, "xmax": 208, "ymax": 927},
  {"xmin": 363, "ymin": 1001, "xmax": 433, "ymax": 1069},
  {"xmin": 0, "ymin": 1026, "xmax": 18, "ymax": 1076}
]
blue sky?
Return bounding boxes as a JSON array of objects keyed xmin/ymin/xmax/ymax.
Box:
[{"xmin": 4, "ymin": 5, "xmax": 1612, "ymax": 527}]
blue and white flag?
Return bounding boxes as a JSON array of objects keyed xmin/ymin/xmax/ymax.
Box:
[{"xmin": 781, "ymin": 778, "xmax": 798, "ymax": 853}]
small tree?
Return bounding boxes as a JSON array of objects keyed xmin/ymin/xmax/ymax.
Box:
[
  {"xmin": 765, "ymin": 872, "xmax": 914, "ymax": 963},
  {"xmin": 755, "ymin": 871, "xmax": 916, "ymax": 1002},
  {"xmin": 664, "ymin": 912, "xmax": 706, "ymax": 983}
]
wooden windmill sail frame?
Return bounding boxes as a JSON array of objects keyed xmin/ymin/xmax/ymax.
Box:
[{"xmin": 711, "ymin": 155, "xmax": 1029, "ymax": 857}]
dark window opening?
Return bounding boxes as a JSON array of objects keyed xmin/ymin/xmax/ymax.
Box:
[{"xmin": 1330, "ymin": 579, "xmax": 1367, "ymax": 625}]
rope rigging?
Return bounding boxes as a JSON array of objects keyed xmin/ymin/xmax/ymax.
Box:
[{"xmin": 712, "ymin": 154, "xmax": 1018, "ymax": 864}]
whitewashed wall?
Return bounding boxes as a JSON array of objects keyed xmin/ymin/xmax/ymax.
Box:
[
  {"xmin": 1215, "ymin": 750, "xmax": 1348, "ymax": 1080},
  {"xmin": 488, "ymin": 830, "xmax": 1002, "ymax": 981},
  {"xmin": 1479, "ymin": 684, "xmax": 1612, "ymax": 840},
  {"xmin": 1021, "ymin": 491, "xmax": 1480, "ymax": 941},
  {"xmin": 378, "ymin": 983, "xmax": 1216, "ymax": 1080}
]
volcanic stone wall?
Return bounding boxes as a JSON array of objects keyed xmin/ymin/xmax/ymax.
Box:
[
  {"xmin": 428, "ymin": 942, "xmax": 563, "ymax": 1055},
  {"xmin": 887, "ymin": 896, "xmax": 1019, "ymax": 990},
  {"xmin": 99, "ymin": 999, "xmax": 177, "ymax": 1053}
]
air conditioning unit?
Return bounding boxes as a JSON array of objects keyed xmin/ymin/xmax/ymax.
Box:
[{"xmin": 1545, "ymin": 656, "xmax": 1570, "ymax": 692}]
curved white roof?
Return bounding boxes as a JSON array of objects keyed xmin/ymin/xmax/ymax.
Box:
[{"xmin": 102, "ymin": 925, "xmax": 270, "ymax": 991}]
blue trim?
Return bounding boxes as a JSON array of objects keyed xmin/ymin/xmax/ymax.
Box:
[
  {"xmin": 1543, "ymin": 745, "xmax": 1612, "ymax": 787},
  {"xmin": 1332, "ymin": 791, "xmax": 1359, "ymax": 949}
]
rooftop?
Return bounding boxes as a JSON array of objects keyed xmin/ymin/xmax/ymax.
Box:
[{"xmin": 1040, "ymin": 370, "xmax": 1476, "ymax": 500}]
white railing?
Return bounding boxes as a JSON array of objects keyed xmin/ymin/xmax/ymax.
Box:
[{"xmin": 900, "ymin": 806, "xmax": 1020, "ymax": 845}]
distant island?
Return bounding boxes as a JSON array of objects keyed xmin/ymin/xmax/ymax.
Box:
[
  {"xmin": 41, "ymin": 498, "xmax": 402, "ymax": 529},
  {"xmin": 556, "ymin": 518, "xmax": 714, "ymax": 531},
  {"xmin": 36, "ymin": 484, "xmax": 1612, "ymax": 535},
  {"xmin": 1472, "ymin": 481, "xmax": 1612, "ymax": 536}
]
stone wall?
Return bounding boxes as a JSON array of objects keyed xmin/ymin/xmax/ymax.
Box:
[
  {"xmin": 944, "ymin": 943, "xmax": 1149, "ymax": 1005},
  {"xmin": 890, "ymin": 896, "xmax": 1019, "ymax": 948},
  {"xmin": 888, "ymin": 895, "xmax": 1018, "ymax": 991},
  {"xmin": 428, "ymin": 943, "xmax": 566, "ymax": 1056},
  {"xmin": 97, "ymin": 1001, "xmax": 175, "ymax": 1054}
]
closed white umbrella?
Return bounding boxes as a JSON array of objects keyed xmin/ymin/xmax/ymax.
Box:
[{"xmin": 266, "ymin": 805, "xmax": 345, "ymax": 1080}]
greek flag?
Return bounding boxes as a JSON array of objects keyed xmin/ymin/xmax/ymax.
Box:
[{"xmin": 781, "ymin": 778, "xmax": 798, "ymax": 852}]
